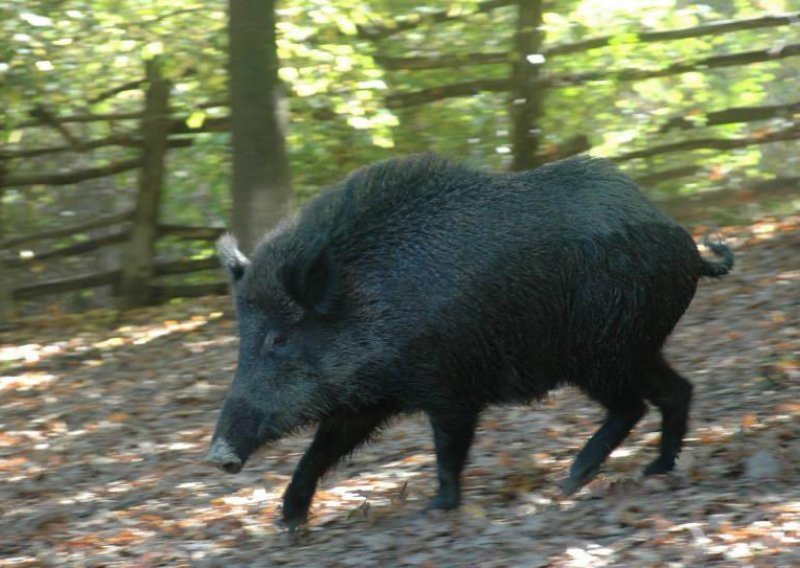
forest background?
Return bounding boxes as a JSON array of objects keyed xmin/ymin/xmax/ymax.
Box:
[
  {"xmin": 1, "ymin": 0, "xmax": 799, "ymax": 318},
  {"xmin": 1, "ymin": 2, "xmax": 799, "ymax": 565}
]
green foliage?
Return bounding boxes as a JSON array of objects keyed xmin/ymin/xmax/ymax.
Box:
[{"xmin": 2, "ymin": 0, "xmax": 798, "ymax": 237}]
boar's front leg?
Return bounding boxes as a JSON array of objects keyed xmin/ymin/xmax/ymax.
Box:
[
  {"xmin": 282, "ymin": 408, "xmax": 393, "ymax": 528},
  {"xmin": 426, "ymin": 411, "xmax": 479, "ymax": 511}
]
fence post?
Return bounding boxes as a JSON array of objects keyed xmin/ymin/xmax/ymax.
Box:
[{"xmin": 118, "ymin": 57, "xmax": 170, "ymax": 309}]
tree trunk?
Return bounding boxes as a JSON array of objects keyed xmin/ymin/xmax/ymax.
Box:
[
  {"xmin": 228, "ymin": 0, "xmax": 291, "ymax": 252},
  {"xmin": 510, "ymin": 0, "xmax": 545, "ymax": 171},
  {"xmin": 118, "ymin": 58, "xmax": 170, "ymax": 310},
  {"xmin": 0, "ymin": 176, "xmax": 14, "ymax": 328}
]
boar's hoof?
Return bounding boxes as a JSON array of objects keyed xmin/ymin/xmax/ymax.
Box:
[
  {"xmin": 280, "ymin": 491, "xmax": 312, "ymax": 530},
  {"xmin": 204, "ymin": 439, "xmax": 243, "ymax": 474},
  {"xmin": 643, "ymin": 456, "xmax": 675, "ymax": 476},
  {"xmin": 561, "ymin": 467, "xmax": 600, "ymax": 496},
  {"xmin": 424, "ymin": 494, "xmax": 460, "ymax": 513},
  {"xmin": 560, "ymin": 477, "xmax": 582, "ymax": 497},
  {"xmin": 278, "ymin": 510, "xmax": 309, "ymax": 531},
  {"xmin": 219, "ymin": 460, "xmax": 243, "ymax": 474}
]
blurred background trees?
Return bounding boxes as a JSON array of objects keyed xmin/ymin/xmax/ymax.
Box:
[
  {"xmin": 1, "ymin": 0, "xmax": 798, "ymax": 320},
  {"xmin": 228, "ymin": 0, "xmax": 290, "ymax": 252}
]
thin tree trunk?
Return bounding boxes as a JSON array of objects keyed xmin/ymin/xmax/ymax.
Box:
[
  {"xmin": 0, "ymin": 176, "xmax": 13, "ymax": 327},
  {"xmin": 229, "ymin": 0, "xmax": 291, "ymax": 252},
  {"xmin": 118, "ymin": 58, "xmax": 170, "ymax": 309},
  {"xmin": 510, "ymin": 0, "xmax": 545, "ymax": 171}
]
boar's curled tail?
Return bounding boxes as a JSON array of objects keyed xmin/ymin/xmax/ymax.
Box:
[{"xmin": 699, "ymin": 237, "xmax": 734, "ymax": 278}]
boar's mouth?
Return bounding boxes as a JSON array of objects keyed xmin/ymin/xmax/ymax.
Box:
[
  {"xmin": 205, "ymin": 397, "xmax": 281, "ymax": 474},
  {"xmin": 204, "ymin": 413, "xmax": 289, "ymax": 474},
  {"xmin": 204, "ymin": 438, "xmax": 245, "ymax": 474},
  {"xmin": 205, "ymin": 395, "xmax": 315, "ymax": 474}
]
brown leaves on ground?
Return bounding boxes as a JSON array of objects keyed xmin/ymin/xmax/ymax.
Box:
[{"xmin": 0, "ymin": 217, "xmax": 798, "ymax": 567}]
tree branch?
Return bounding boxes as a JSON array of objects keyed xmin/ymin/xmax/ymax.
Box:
[
  {"xmin": 386, "ymin": 43, "xmax": 800, "ymax": 107},
  {"xmin": 612, "ymin": 123, "xmax": 800, "ymax": 162},
  {"xmin": 544, "ymin": 11, "xmax": 800, "ymax": 57},
  {"xmin": 1, "ymin": 132, "xmax": 195, "ymax": 161},
  {"xmin": 13, "ymin": 270, "xmax": 120, "ymax": 300},
  {"xmin": 376, "ymin": 11, "xmax": 800, "ymax": 72},
  {"xmin": 157, "ymin": 225, "xmax": 226, "ymax": 240},
  {"xmin": 659, "ymin": 100, "xmax": 800, "ymax": 132},
  {"xmin": 0, "ymin": 134, "xmax": 141, "ymax": 160},
  {"xmin": 552, "ymin": 42, "xmax": 800, "ymax": 86},
  {"xmin": 3, "ymin": 231, "xmax": 129, "ymax": 268},
  {"xmin": 1, "ymin": 158, "xmax": 143, "ymax": 188},
  {"xmin": 88, "ymin": 80, "xmax": 146, "ymax": 104},
  {"xmin": 4, "ymin": 99, "xmax": 225, "ymax": 131},
  {"xmin": 0, "ymin": 210, "xmax": 135, "ymax": 249},
  {"xmin": 29, "ymin": 105, "xmax": 84, "ymax": 150}
]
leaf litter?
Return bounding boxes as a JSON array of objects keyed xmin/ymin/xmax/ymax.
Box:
[{"xmin": 0, "ymin": 217, "xmax": 798, "ymax": 567}]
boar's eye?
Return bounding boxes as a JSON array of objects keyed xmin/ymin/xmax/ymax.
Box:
[
  {"xmin": 265, "ymin": 330, "xmax": 288, "ymax": 352},
  {"xmin": 272, "ymin": 332, "xmax": 288, "ymax": 347}
]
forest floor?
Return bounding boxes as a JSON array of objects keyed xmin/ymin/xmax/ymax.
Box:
[{"xmin": 1, "ymin": 217, "xmax": 798, "ymax": 567}]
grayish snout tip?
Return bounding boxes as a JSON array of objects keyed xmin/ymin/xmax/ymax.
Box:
[{"xmin": 205, "ymin": 438, "xmax": 243, "ymax": 474}]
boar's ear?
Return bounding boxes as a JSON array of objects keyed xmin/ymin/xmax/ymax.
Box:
[
  {"xmin": 282, "ymin": 235, "xmax": 341, "ymax": 317},
  {"xmin": 217, "ymin": 234, "xmax": 250, "ymax": 282}
]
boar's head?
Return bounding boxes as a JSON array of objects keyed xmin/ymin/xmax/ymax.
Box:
[{"xmin": 205, "ymin": 231, "xmax": 367, "ymax": 474}]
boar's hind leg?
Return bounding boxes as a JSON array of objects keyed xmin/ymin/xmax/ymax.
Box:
[
  {"xmin": 426, "ymin": 411, "xmax": 479, "ymax": 512},
  {"xmin": 561, "ymin": 393, "xmax": 647, "ymax": 496},
  {"xmin": 642, "ymin": 354, "xmax": 693, "ymax": 476},
  {"xmin": 282, "ymin": 408, "xmax": 394, "ymax": 528}
]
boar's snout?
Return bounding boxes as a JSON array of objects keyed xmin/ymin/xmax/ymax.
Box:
[{"xmin": 205, "ymin": 438, "xmax": 243, "ymax": 474}]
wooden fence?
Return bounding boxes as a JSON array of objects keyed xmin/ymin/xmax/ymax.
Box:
[
  {"xmin": 0, "ymin": 59, "xmax": 229, "ymax": 324},
  {"xmin": 2, "ymin": 2, "xmax": 799, "ymax": 324}
]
